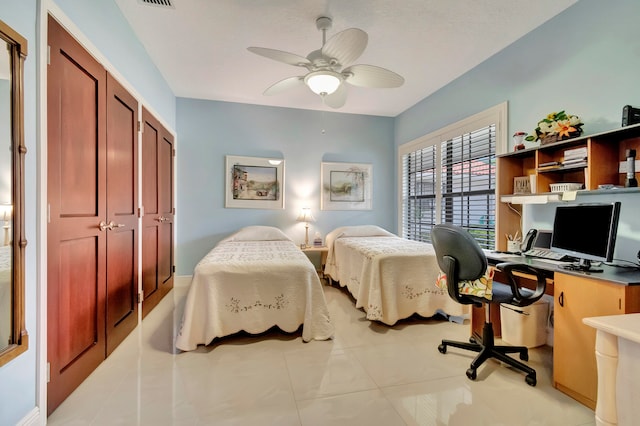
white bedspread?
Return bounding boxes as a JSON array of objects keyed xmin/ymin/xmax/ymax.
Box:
[
  {"xmin": 325, "ymin": 229, "xmax": 467, "ymax": 325},
  {"xmin": 176, "ymin": 240, "xmax": 334, "ymax": 351}
]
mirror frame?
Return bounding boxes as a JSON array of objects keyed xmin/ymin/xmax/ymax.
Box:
[{"xmin": 0, "ymin": 18, "xmax": 28, "ymax": 367}]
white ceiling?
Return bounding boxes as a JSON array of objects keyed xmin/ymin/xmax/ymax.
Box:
[{"xmin": 114, "ymin": 0, "xmax": 577, "ymax": 117}]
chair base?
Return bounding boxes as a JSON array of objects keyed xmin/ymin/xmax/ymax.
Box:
[{"xmin": 438, "ymin": 322, "xmax": 537, "ymax": 386}]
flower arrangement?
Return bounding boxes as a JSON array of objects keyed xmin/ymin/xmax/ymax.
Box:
[{"xmin": 525, "ymin": 111, "xmax": 583, "ymax": 144}]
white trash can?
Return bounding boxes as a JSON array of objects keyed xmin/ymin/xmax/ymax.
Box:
[{"xmin": 500, "ymin": 299, "xmax": 549, "ymax": 348}]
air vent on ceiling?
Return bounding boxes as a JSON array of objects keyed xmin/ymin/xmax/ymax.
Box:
[{"xmin": 137, "ymin": 0, "xmax": 175, "ymax": 9}]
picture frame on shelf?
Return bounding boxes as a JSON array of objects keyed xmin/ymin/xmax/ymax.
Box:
[
  {"xmin": 321, "ymin": 162, "xmax": 372, "ymax": 210},
  {"xmin": 225, "ymin": 155, "xmax": 285, "ymax": 209},
  {"xmin": 513, "ymin": 175, "xmax": 532, "ymax": 194}
]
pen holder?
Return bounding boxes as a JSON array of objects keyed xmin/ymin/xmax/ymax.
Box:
[{"xmin": 507, "ymin": 240, "xmax": 521, "ymax": 253}]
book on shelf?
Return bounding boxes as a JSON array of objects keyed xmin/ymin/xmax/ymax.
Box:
[
  {"xmin": 562, "ymin": 157, "xmax": 588, "ymax": 166},
  {"xmin": 564, "ymin": 146, "xmax": 588, "ymax": 160},
  {"xmin": 539, "ymin": 161, "xmax": 560, "ymax": 168},
  {"xmin": 561, "ymin": 161, "xmax": 588, "ymax": 169}
]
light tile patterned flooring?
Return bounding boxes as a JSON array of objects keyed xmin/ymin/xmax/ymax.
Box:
[{"xmin": 48, "ymin": 277, "xmax": 595, "ymax": 425}]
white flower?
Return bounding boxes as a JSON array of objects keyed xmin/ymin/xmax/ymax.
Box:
[
  {"xmin": 569, "ymin": 115, "xmax": 581, "ymax": 126},
  {"xmin": 539, "ymin": 121, "xmax": 554, "ymax": 134}
]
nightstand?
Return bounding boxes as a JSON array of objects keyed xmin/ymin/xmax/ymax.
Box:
[{"xmin": 300, "ymin": 246, "xmax": 328, "ymax": 279}]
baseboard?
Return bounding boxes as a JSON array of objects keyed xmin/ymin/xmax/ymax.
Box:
[{"xmin": 17, "ymin": 407, "xmax": 40, "ymax": 426}]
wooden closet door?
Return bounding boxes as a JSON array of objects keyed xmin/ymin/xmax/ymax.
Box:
[
  {"xmin": 105, "ymin": 73, "xmax": 139, "ymax": 355},
  {"xmin": 47, "ymin": 16, "xmax": 107, "ymax": 415},
  {"xmin": 141, "ymin": 108, "xmax": 174, "ymax": 318}
]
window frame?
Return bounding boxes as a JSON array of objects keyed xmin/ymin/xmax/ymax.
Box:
[{"xmin": 397, "ymin": 102, "xmax": 508, "ymax": 248}]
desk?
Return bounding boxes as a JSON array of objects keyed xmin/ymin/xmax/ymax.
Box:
[{"xmin": 482, "ymin": 252, "xmax": 640, "ymax": 410}]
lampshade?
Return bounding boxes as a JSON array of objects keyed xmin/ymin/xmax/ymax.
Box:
[
  {"xmin": 296, "ymin": 207, "xmax": 315, "ymax": 223},
  {"xmin": 304, "ymin": 71, "xmax": 342, "ymax": 96}
]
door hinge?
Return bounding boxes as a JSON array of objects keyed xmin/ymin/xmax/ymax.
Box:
[
  {"xmin": 47, "ymin": 45, "xmax": 50, "ymax": 65},
  {"xmin": 172, "ymin": 265, "xmax": 176, "ymax": 273},
  {"xmin": 172, "ymin": 148, "xmax": 176, "ymax": 157},
  {"xmin": 137, "ymin": 291, "xmax": 144, "ymax": 304},
  {"xmin": 47, "ymin": 362, "xmax": 50, "ymax": 383},
  {"xmin": 138, "ymin": 206, "xmax": 144, "ymax": 218},
  {"xmin": 47, "ymin": 204, "xmax": 51, "ymax": 223},
  {"xmin": 138, "ymin": 120, "xmax": 143, "ymax": 133}
]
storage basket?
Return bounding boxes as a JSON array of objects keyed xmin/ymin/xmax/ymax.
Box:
[{"xmin": 549, "ymin": 182, "xmax": 583, "ymax": 192}]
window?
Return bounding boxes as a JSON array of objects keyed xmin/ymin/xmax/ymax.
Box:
[{"xmin": 398, "ymin": 103, "xmax": 507, "ymax": 249}]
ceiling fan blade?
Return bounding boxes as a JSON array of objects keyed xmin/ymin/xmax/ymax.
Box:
[
  {"xmin": 247, "ymin": 47, "xmax": 311, "ymax": 67},
  {"xmin": 343, "ymin": 64, "xmax": 405, "ymax": 88},
  {"xmin": 263, "ymin": 76, "xmax": 305, "ymax": 95},
  {"xmin": 322, "ymin": 28, "xmax": 367, "ymax": 67},
  {"xmin": 322, "ymin": 84, "xmax": 348, "ymax": 109}
]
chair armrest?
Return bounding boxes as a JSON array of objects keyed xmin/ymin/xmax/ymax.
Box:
[{"xmin": 496, "ymin": 262, "xmax": 547, "ymax": 305}]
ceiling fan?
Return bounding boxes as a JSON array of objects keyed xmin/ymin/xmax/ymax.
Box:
[{"xmin": 247, "ymin": 16, "xmax": 405, "ymax": 109}]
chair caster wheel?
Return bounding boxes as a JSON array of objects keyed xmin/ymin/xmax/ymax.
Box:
[
  {"xmin": 520, "ymin": 350, "xmax": 529, "ymax": 361},
  {"xmin": 438, "ymin": 344, "xmax": 447, "ymax": 354},
  {"xmin": 466, "ymin": 368, "xmax": 477, "ymax": 380},
  {"xmin": 525, "ymin": 374, "xmax": 536, "ymax": 386},
  {"xmin": 469, "ymin": 337, "xmax": 476, "ymax": 344}
]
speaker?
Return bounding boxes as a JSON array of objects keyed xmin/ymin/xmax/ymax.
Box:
[{"xmin": 622, "ymin": 105, "xmax": 640, "ymax": 127}]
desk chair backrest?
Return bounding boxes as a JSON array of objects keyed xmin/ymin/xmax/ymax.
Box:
[{"xmin": 431, "ymin": 224, "xmax": 488, "ymax": 305}]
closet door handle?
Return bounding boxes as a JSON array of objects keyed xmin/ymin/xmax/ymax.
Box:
[
  {"xmin": 98, "ymin": 221, "xmax": 109, "ymax": 231},
  {"xmin": 112, "ymin": 222, "xmax": 125, "ymax": 228},
  {"xmin": 559, "ymin": 291, "xmax": 564, "ymax": 307},
  {"xmin": 155, "ymin": 216, "xmax": 167, "ymax": 223}
]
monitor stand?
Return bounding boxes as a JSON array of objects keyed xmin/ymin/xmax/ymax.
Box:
[{"xmin": 559, "ymin": 258, "xmax": 603, "ymax": 273}]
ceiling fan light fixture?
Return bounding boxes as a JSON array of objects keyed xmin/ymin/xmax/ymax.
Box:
[{"xmin": 304, "ymin": 71, "xmax": 342, "ymax": 96}]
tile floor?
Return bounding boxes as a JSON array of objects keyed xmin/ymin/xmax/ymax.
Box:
[{"xmin": 48, "ymin": 277, "xmax": 596, "ymax": 425}]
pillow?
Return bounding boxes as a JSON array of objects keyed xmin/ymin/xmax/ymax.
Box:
[
  {"xmin": 325, "ymin": 225, "xmax": 395, "ymax": 250},
  {"xmin": 222, "ymin": 226, "xmax": 292, "ymax": 242},
  {"xmin": 435, "ymin": 267, "xmax": 494, "ymax": 300}
]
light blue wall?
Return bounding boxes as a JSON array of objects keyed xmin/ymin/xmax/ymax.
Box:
[
  {"xmin": 395, "ymin": 0, "xmax": 640, "ymax": 146},
  {"xmin": 176, "ymin": 98, "xmax": 395, "ymax": 274},
  {"xmin": 52, "ymin": 0, "xmax": 176, "ymax": 128},
  {"xmin": 0, "ymin": 1, "xmax": 37, "ymax": 425},
  {"xmin": 395, "ymin": 0, "xmax": 640, "ymax": 263}
]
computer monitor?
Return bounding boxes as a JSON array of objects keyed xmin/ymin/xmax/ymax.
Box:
[{"xmin": 550, "ymin": 202, "xmax": 621, "ymax": 272}]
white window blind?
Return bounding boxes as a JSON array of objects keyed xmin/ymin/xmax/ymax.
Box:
[
  {"xmin": 399, "ymin": 104, "xmax": 505, "ymax": 249},
  {"xmin": 440, "ymin": 126, "xmax": 496, "ymax": 248}
]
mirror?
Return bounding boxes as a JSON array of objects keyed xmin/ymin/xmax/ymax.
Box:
[{"xmin": 0, "ymin": 18, "xmax": 27, "ymax": 367}]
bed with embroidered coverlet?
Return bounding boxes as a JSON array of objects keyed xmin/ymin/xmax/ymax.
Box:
[
  {"xmin": 324, "ymin": 225, "xmax": 467, "ymax": 325},
  {"xmin": 176, "ymin": 226, "xmax": 334, "ymax": 351}
]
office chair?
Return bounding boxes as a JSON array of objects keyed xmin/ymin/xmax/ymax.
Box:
[{"xmin": 431, "ymin": 224, "xmax": 547, "ymax": 386}]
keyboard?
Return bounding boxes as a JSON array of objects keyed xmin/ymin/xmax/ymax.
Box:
[{"xmin": 523, "ymin": 248, "xmax": 568, "ymax": 261}]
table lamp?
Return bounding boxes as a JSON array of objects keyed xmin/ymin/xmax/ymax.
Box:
[
  {"xmin": 296, "ymin": 207, "xmax": 315, "ymax": 248},
  {"xmin": 1, "ymin": 203, "xmax": 11, "ymax": 246}
]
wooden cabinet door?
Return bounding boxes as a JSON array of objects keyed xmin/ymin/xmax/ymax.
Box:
[
  {"xmin": 105, "ymin": 73, "xmax": 139, "ymax": 355},
  {"xmin": 553, "ymin": 273, "xmax": 625, "ymax": 409},
  {"xmin": 47, "ymin": 16, "xmax": 107, "ymax": 415},
  {"xmin": 141, "ymin": 108, "xmax": 174, "ymax": 318}
]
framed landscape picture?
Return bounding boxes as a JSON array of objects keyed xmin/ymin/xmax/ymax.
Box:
[
  {"xmin": 225, "ymin": 155, "xmax": 285, "ymax": 209},
  {"xmin": 321, "ymin": 162, "xmax": 372, "ymax": 210}
]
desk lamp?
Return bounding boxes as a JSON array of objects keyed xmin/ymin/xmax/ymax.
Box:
[{"xmin": 296, "ymin": 207, "xmax": 315, "ymax": 248}]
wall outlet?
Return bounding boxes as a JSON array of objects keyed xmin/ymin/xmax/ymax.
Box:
[{"xmin": 618, "ymin": 159, "xmax": 640, "ymax": 173}]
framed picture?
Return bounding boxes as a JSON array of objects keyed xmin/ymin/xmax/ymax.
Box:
[
  {"xmin": 513, "ymin": 176, "xmax": 532, "ymax": 194},
  {"xmin": 321, "ymin": 162, "xmax": 372, "ymax": 210},
  {"xmin": 225, "ymin": 155, "xmax": 285, "ymax": 209}
]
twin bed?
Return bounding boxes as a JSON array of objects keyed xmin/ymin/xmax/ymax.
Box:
[
  {"xmin": 324, "ymin": 225, "xmax": 467, "ymax": 325},
  {"xmin": 176, "ymin": 225, "xmax": 466, "ymax": 351},
  {"xmin": 176, "ymin": 226, "xmax": 334, "ymax": 351}
]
